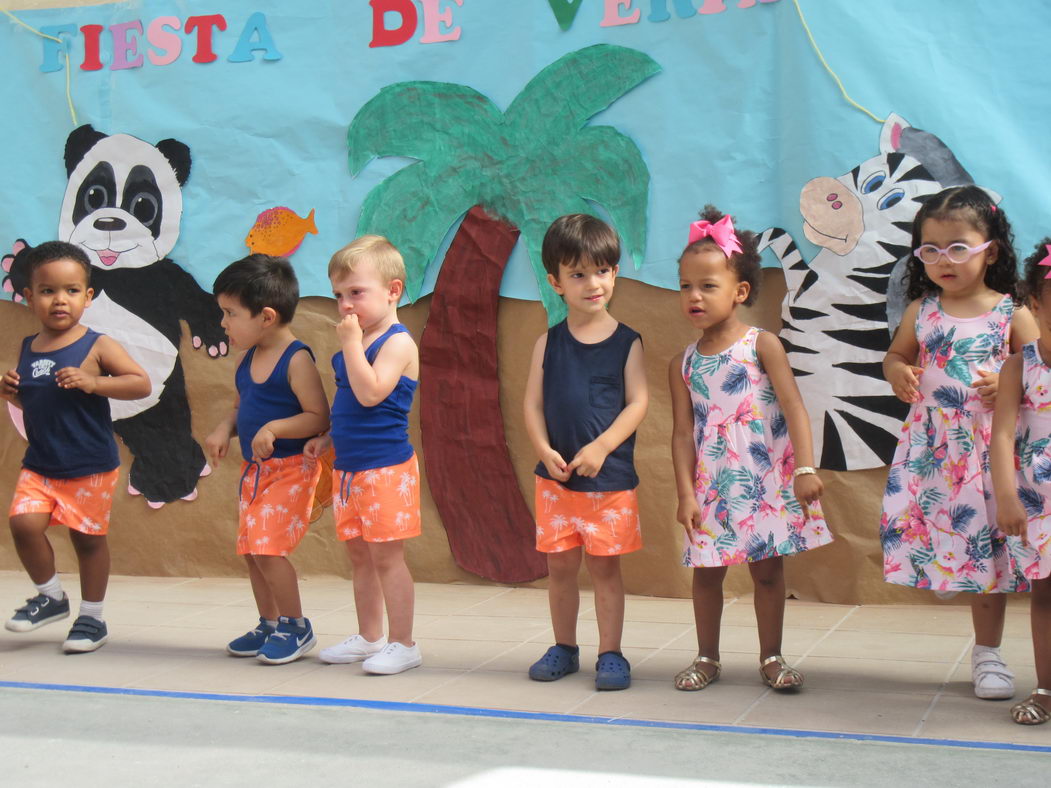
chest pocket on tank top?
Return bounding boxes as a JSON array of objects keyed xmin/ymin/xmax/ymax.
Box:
[{"xmin": 589, "ymin": 376, "xmax": 621, "ymax": 409}]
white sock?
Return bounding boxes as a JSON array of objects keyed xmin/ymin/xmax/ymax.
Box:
[
  {"xmin": 264, "ymin": 619, "xmax": 278, "ymax": 629},
  {"xmin": 34, "ymin": 575, "xmax": 64, "ymax": 602},
  {"xmin": 79, "ymin": 600, "xmax": 104, "ymax": 622}
]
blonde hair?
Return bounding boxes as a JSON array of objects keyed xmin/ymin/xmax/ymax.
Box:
[{"xmin": 327, "ymin": 235, "xmax": 406, "ymax": 285}]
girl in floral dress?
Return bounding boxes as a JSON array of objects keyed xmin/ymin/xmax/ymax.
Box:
[
  {"xmin": 990, "ymin": 239, "xmax": 1051, "ymax": 725},
  {"xmin": 882, "ymin": 186, "xmax": 1037, "ymax": 701},
  {"xmin": 669, "ymin": 207, "xmax": 831, "ymax": 693}
]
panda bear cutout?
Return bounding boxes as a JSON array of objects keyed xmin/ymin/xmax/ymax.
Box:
[{"xmin": 2, "ymin": 125, "xmax": 228, "ymax": 506}]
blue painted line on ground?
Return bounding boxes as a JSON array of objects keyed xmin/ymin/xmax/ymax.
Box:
[{"xmin": 2, "ymin": 678, "xmax": 1049, "ymax": 754}]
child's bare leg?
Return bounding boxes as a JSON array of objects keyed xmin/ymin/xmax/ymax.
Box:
[
  {"xmin": 750, "ymin": 557, "xmax": 786, "ymax": 660},
  {"xmin": 368, "ymin": 540, "xmax": 414, "ymax": 646},
  {"xmin": 244, "ymin": 554, "xmax": 278, "ymax": 621},
  {"xmin": 252, "ymin": 555, "xmax": 302, "ymax": 619},
  {"xmin": 344, "ymin": 538, "xmax": 385, "ymax": 641},
  {"xmin": 693, "ymin": 566, "xmax": 728, "ymax": 661},
  {"xmin": 972, "ymin": 593, "xmax": 1007, "ymax": 647},
  {"xmin": 547, "ymin": 548, "xmax": 582, "ymax": 646},
  {"xmin": 1032, "ymin": 577, "xmax": 1051, "ymax": 690},
  {"xmin": 68, "ymin": 531, "xmax": 109, "ymax": 603},
  {"xmin": 9, "ymin": 513, "xmax": 56, "ymax": 584},
  {"xmin": 585, "ymin": 553, "xmax": 624, "ymax": 654}
]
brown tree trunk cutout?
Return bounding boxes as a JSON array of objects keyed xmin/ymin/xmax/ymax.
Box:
[{"xmin": 420, "ymin": 206, "xmax": 547, "ymax": 582}]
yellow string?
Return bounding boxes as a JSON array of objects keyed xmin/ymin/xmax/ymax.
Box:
[
  {"xmin": 2, "ymin": 9, "xmax": 78, "ymax": 126},
  {"xmin": 791, "ymin": 0, "xmax": 884, "ymax": 124}
]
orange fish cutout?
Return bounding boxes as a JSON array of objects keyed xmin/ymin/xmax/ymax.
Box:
[{"xmin": 245, "ymin": 207, "xmax": 318, "ymax": 257}]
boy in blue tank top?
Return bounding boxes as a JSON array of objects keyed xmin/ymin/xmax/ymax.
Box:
[
  {"xmin": 306, "ymin": 236, "xmax": 423, "ymax": 675},
  {"xmin": 205, "ymin": 255, "xmax": 330, "ymax": 664},
  {"xmin": 2, "ymin": 241, "xmax": 151, "ymax": 653},
  {"xmin": 523, "ymin": 215, "xmax": 648, "ymax": 690}
]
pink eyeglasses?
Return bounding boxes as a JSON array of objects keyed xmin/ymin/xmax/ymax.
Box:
[{"xmin": 914, "ymin": 241, "xmax": 992, "ymax": 265}]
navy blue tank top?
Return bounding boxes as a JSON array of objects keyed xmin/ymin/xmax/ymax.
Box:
[
  {"xmin": 17, "ymin": 329, "xmax": 119, "ymax": 479},
  {"xmin": 331, "ymin": 324, "xmax": 417, "ymax": 472},
  {"xmin": 536, "ymin": 320, "xmax": 640, "ymax": 492},
  {"xmin": 235, "ymin": 340, "xmax": 315, "ymax": 460}
]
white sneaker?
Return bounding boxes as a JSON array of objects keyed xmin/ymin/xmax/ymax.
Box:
[
  {"xmin": 319, "ymin": 634, "xmax": 387, "ymax": 664},
  {"xmin": 972, "ymin": 646, "xmax": 1015, "ymax": 699},
  {"xmin": 362, "ymin": 642, "xmax": 422, "ymax": 675}
]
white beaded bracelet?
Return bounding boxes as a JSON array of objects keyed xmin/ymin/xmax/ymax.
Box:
[{"xmin": 793, "ymin": 466, "xmax": 817, "ymax": 478}]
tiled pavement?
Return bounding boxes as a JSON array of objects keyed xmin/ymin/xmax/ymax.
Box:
[{"xmin": 0, "ymin": 571, "xmax": 1047, "ymax": 748}]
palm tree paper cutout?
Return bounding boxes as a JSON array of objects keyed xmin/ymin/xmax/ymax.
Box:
[{"xmin": 348, "ymin": 45, "xmax": 659, "ymax": 582}]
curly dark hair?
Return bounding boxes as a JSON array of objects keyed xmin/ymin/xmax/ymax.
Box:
[
  {"xmin": 904, "ymin": 185, "xmax": 1019, "ymax": 302},
  {"xmin": 678, "ymin": 205, "xmax": 761, "ymax": 306},
  {"xmin": 1022, "ymin": 237, "xmax": 1051, "ymax": 303}
]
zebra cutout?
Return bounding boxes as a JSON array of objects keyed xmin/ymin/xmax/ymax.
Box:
[{"xmin": 759, "ymin": 113, "xmax": 985, "ymax": 471}]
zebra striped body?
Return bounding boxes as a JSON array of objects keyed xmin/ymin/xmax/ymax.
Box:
[{"xmin": 758, "ymin": 114, "xmax": 975, "ymax": 471}]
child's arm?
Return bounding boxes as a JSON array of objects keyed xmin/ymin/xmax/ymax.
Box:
[
  {"xmin": 338, "ymin": 316, "xmax": 417, "ymax": 407},
  {"xmin": 1010, "ymin": 305, "xmax": 1040, "ymax": 352},
  {"xmin": 756, "ymin": 331, "xmax": 823, "ymax": 508},
  {"xmin": 568, "ymin": 338, "xmax": 648, "ymax": 478},
  {"xmin": 990, "ymin": 353, "xmax": 1028, "ymax": 544},
  {"xmin": 523, "ymin": 333, "xmax": 570, "ymax": 482},
  {"xmin": 55, "ymin": 335, "xmax": 151, "ymax": 400},
  {"xmin": 668, "ymin": 353, "xmax": 701, "ymax": 532},
  {"xmin": 205, "ymin": 396, "xmax": 239, "ymax": 468},
  {"xmin": 251, "ymin": 349, "xmax": 331, "ymax": 461},
  {"xmin": 1, "ymin": 368, "xmax": 20, "ymax": 408},
  {"xmin": 883, "ymin": 298, "xmax": 924, "ymax": 404},
  {"xmin": 971, "ymin": 305, "xmax": 1038, "ymax": 407}
]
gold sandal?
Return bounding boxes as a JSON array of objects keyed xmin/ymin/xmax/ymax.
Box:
[
  {"xmin": 760, "ymin": 655, "xmax": 804, "ymax": 691},
  {"xmin": 674, "ymin": 655, "xmax": 721, "ymax": 691},
  {"xmin": 1011, "ymin": 689, "xmax": 1051, "ymax": 725}
]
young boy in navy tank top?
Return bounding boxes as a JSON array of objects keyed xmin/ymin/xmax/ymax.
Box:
[
  {"xmin": 306, "ymin": 236, "xmax": 423, "ymax": 675},
  {"xmin": 205, "ymin": 255, "xmax": 329, "ymax": 664},
  {"xmin": 523, "ymin": 215, "xmax": 648, "ymax": 690},
  {"xmin": 2, "ymin": 241, "xmax": 151, "ymax": 652}
]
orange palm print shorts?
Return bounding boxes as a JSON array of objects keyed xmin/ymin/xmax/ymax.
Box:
[
  {"xmin": 534, "ymin": 476, "xmax": 642, "ymax": 556},
  {"xmin": 237, "ymin": 454, "xmax": 322, "ymax": 557},
  {"xmin": 9, "ymin": 468, "xmax": 119, "ymax": 535},
  {"xmin": 333, "ymin": 454, "xmax": 421, "ymax": 543}
]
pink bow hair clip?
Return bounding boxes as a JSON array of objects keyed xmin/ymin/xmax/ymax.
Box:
[
  {"xmin": 1040, "ymin": 244, "xmax": 1051, "ymax": 279},
  {"xmin": 688, "ymin": 215, "xmax": 743, "ymax": 258}
]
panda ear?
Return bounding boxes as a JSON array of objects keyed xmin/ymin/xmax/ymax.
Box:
[
  {"xmin": 155, "ymin": 138, "xmax": 192, "ymax": 186},
  {"xmin": 64, "ymin": 125, "xmax": 107, "ymax": 176}
]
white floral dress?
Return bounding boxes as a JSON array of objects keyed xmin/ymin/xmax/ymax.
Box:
[
  {"xmin": 681, "ymin": 326, "xmax": 832, "ymax": 568},
  {"xmin": 881, "ymin": 294, "xmax": 1029, "ymax": 593}
]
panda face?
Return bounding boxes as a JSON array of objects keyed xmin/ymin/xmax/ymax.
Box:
[{"xmin": 59, "ymin": 134, "xmax": 183, "ymax": 269}]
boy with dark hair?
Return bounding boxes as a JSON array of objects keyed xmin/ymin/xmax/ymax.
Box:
[
  {"xmin": 206, "ymin": 254, "xmax": 329, "ymax": 664},
  {"xmin": 523, "ymin": 214, "xmax": 648, "ymax": 690},
  {"xmin": 2, "ymin": 241, "xmax": 151, "ymax": 652}
]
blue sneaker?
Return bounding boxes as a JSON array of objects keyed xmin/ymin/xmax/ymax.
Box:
[
  {"xmin": 257, "ymin": 616, "xmax": 316, "ymax": 665},
  {"xmin": 62, "ymin": 615, "xmax": 109, "ymax": 653},
  {"xmin": 5, "ymin": 593, "xmax": 70, "ymax": 632},
  {"xmin": 226, "ymin": 617, "xmax": 276, "ymax": 657}
]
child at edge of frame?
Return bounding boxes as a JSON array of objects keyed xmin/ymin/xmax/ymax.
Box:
[
  {"xmin": 2, "ymin": 240, "xmax": 151, "ymax": 653},
  {"xmin": 206, "ymin": 254, "xmax": 330, "ymax": 665},
  {"xmin": 306, "ymin": 235, "xmax": 424, "ymax": 676},
  {"xmin": 990, "ymin": 238, "xmax": 1051, "ymax": 726},
  {"xmin": 522, "ymin": 213, "xmax": 649, "ymax": 691}
]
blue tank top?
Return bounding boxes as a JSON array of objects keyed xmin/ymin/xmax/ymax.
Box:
[
  {"xmin": 535, "ymin": 320, "xmax": 640, "ymax": 492},
  {"xmin": 235, "ymin": 340, "xmax": 315, "ymax": 460},
  {"xmin": 17, "ymin": 329, "xmax": 119, "ymax": 479},
  {"xmin": 331, "ymin": 324, "xmax": 417, "ymax": 472}
]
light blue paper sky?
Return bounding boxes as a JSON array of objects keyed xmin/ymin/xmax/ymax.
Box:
[{"xmin": 1, "ymin": 0, "xmax": 1048, "ymax": 302}]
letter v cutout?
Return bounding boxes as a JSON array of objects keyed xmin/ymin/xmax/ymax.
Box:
[{"xmin": 547, "ymin": 0, "xmax": 585, "ymax": 30}]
